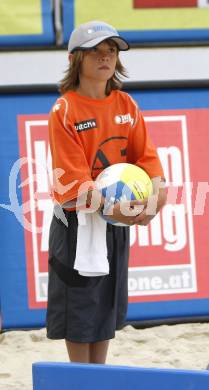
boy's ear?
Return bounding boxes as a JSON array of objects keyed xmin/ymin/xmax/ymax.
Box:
[{"xmin": 68, "ymin": 53, "xmax": 73, "ymax": 62}]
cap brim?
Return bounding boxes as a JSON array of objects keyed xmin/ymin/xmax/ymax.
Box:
[{"xmin": 71, "ymin": 35, "xmax": 129, "ymax": 53}]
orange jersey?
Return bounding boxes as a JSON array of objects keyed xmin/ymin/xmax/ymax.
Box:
[{"xmin": 49, "ymin": 89, "xmax": 164, "ymax": 205}]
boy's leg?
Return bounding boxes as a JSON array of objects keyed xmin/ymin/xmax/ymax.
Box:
[
  {"xmin": 65, "ymin": 340, "xmax": 90, "ymax": 363},
  {"xmin": 89, "ymin": 340, "xmax": 110, "ymax": 364}
]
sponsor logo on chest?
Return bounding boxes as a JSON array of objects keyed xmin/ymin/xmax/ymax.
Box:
[
  {"xmin": 115, "ymin": 113, "xmax": 134, "ymax": 125},
  {"xmin": 74, "ymin": 118, "xmax": 97, "ymax": 132}
]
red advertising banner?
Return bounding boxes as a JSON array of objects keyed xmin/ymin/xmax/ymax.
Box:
[
  {"xmin": 133, "ymin": 0, "xmax": 209, "ymax": 8},
  {"xmin": 18, "ymin": 109, "xmax": 209, "ymax": 309}
]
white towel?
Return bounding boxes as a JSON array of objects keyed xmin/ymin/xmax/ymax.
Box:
[{"xmin": 74, "ymin": 210, "xmax": 109, "ymax": 277}]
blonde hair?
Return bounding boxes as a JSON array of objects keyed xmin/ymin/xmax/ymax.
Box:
[{"xmin": 59, "ymin": 39, "xmax": 128, "ymax": 95}]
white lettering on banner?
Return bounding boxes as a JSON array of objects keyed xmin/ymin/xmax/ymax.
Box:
[
  {"xmin": 34, "ymin": 141, "xmax": 54, "ymax": 252},
  {"xmin": 34, "ymin": 141, "xmax": 48, "ymax": 193},
  {"xmin": 128, "ymin": 270, "xmax": 191, "ymax": 293},
  {"xmin": 136, "ymin": 213, "xmax": 163, "ymax": 247},
  {"xmin": 34, "ymin": 141, "xmax": 52, "ymax": 192},
  {"xmin": 37, "ymin": 199, "xmax": 54, "ymax": 252},
  {"xmin": 181, "ymin": 271, "xmax": 191, "ymax": 288},
  {"xmin": 163, "ymin": 204, "xmax": 187, "ymax": 251},
  {"xmin": 133, "ymin": 204, "xmax": 186, "ymax": 251},
  {"xmin": 150, "ymin": 212, "xmax": 162, "ymax": 246},
  {"xmin": 169, "ymin": 274, "xmax": 183, "ymax": 289},
  {"xmin": 47, "ymin": 146, "xmax": 52, "ymax": 185},
  {"xmin": 157, "ymin": 146, "xmax": 183, "ymax": 186},
  {"xmin": 166, "ymin": 185, "xmax": 180, "ymax": 206}
]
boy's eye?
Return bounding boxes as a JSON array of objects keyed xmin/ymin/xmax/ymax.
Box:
[{"xmin": 89, "ymin": 46, "xmax": 117, "ymax": 55}]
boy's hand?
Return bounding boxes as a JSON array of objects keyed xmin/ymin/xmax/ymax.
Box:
[
  {"xmin": 104, "ymin": 179, "xmax": 167, "ymax": 226},
  {"xmin": 134, "ymin": 187, "xmax": 167, "ymax": 225},
  {"xmin": 104, "ymin": 199, "xmax": 147, "ymax": 226}
]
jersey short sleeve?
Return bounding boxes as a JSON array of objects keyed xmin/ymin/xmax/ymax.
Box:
[
  {"xmin": 48, "ymin": 97, "xmax": 95, "ymax": 205},
  {"xmin": 127, "ymin": 98, "xmax": 164, "ymax": 179}
]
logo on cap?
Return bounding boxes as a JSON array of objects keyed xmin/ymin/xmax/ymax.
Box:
[{"xmin": 87, "ymin": 25, "xmax": 116, "ymax": 35}]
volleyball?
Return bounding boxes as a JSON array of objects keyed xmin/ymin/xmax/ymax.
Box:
[{"xmin": 95, "ymin": 163, "xmax": 153, "ymax": 225}]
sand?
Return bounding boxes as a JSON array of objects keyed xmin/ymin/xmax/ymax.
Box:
[{"xmin": 1, "ymin": 323, "xmax": 209, "ymax": 389}]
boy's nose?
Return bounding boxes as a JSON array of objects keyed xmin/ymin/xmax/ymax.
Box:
[{"xmin": 99, "ymin": 51, "xmax": 110, "ymax": 60}]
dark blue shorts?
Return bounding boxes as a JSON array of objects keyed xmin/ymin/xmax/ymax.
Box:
[{"xmin": 46, "ymin": 210, "xmax": 129, "ymax": 343}]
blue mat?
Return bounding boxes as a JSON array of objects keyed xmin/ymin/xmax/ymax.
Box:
[{"xmin": 33, "ymin": 362, "xmax": 209, "ymax": 390}]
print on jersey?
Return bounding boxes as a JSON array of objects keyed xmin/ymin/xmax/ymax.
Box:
[
  {"xmin": 115, "ymin": 113, "xmax": 134, "ymax": 125},
  {"xmin": 74, "ymin": 118, "xmax": 97, "ymax": 132},
  {"xmin": 92, "ymin": 136, "xmax": 128, "ymax": 179}
]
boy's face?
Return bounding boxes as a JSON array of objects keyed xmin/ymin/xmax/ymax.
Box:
[{"xmin": 79, "ymin": 40, "xmax": 118, "ymax": 83}]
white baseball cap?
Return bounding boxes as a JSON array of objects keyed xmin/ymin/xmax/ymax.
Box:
[{"xmin": 68, "ymin": 21, "xmax": 129, "ymax": 53}]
